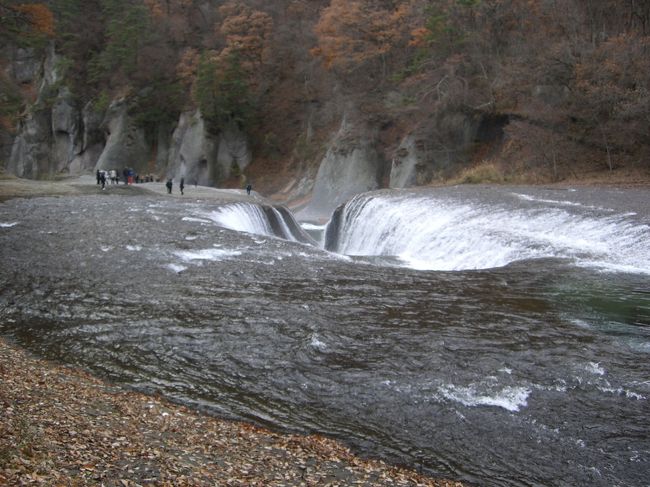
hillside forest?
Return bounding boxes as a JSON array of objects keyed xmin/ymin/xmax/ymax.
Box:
[{"xmin": 1, "ymin": 0, "xmax": 649, "ymax": 193}]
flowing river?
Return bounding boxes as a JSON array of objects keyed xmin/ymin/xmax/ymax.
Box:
[{"xmin": 0, "ymin": 184, "xmax": 648, "ymax": 486}]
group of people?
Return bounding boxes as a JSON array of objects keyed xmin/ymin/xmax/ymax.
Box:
[
  {"xmin": 97, "ymin": 169, "xmax": 254, "ymax": 197},
  {"xmin": 96, "ymin": 168, "xmax": 159, "ymax": 189},
  {"xmin": 96, "ymin": 169, "xmax": 118, "ymax": 189},
  {"xmin": 165, "ymin": 179, "xmax": 253, "ymax": 197},
  {"xmin": 166, "ymin": 177, "xmax": 185, "ymax": 195}
]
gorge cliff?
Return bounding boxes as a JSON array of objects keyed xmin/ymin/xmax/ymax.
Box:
[{"xmin": 2, "ymin": 1, "xmax": 649, "ymax": 215}]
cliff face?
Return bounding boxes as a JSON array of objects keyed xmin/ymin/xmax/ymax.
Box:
[
  {"xmin": 5, "ymin": 45, "xmax": 101, "ymax": 179},
  {"xmin": 2, "ymin": 0, "xmax": 649, "ymax": 207},
  {"xmin": 3, "ymin": 45, "xmax": 253, "ymax": 187}
]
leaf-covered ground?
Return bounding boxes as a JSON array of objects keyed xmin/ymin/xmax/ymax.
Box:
[{"xmin": 0, "ymin": 338, "xmax": 465, "ymax": 486}]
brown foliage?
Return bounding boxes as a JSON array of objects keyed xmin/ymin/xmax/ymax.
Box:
[
  {"xmin": 312, "ymin": 0, "xmax": 413, "ymax": 72},
  {"xmin": 11, "ymin": 2, "xmax": 55, "ymax": 37},
  {"xmin": 176, "ymin": 47, "xmax": 200, "ymax": 88},
  {"xmin": 217, "ymin": 1, "xmax": 274, "ymax": 67}
]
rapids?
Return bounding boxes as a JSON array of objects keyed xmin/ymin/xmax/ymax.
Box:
[{"xmin": 0, "ymin": 185, "xmax": 648, "ymax": 486}]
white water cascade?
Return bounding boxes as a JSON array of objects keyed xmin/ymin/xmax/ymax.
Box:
[
  {"xmin": 203, "ymin": 202, "xmax": 315, "ymax": 244},
  {"xmin": 325, "ymin": 190, "xmax": 650, "ymax": 273}
]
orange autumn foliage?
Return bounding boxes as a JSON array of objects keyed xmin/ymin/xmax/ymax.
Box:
[
  {"xmin": 217, "ymin": 1, "xmax": 273, "ymax": 67},
  {"xmin": 312, "ymin": 0, "xmax": 413, "ymax": 71},
  {"xmin": 13, "ymin": 3, "xmax": 55, "ymax": 37}
]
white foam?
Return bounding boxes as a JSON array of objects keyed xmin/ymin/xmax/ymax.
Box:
[
  {"xmin": 329, "ymin": 192, "xmax": 650, "ymax": 272},
  {"xmin": 0, "ymin": 222, "xmax": 19, "ymax": 228},
  {"xmin": 301, "ymin": 223, "xmax": 327, "ymax": 231},
  {"xmin": 512, "ymin": 192, "xmax": 597, "ymax": 209},
  {"xmin": 571, "ymin": 319, "xmax": 593, "ymax": 329},
  {"xmin": 174, "ymin": 248, "xmax": 241, "ymax": 262},
  {"xmin": 204, "ymin": 204, "xmax": 273, "ymax": 236},
  {"xmin": 596, "ymin": 386, "xmax": 646, "ymax": 400},
  {"xmin": 310, "ymin": 334, "xmax": 328, "ymax": 351},
  {"xmin": 182, "ymin": 217, "xmax": 211, "ymax": 224},
  {"xmin": 586, "ymin": 362, "xmax": 606, "ymax": 376},
  {"xmin": 166, "ymin": 264, "xmax": 187, "ymax": 273},
  {"xmin": 126, "ymin": 245, "xmax": 142, "ymax": 251},
  {"xmin": 439, "ymin": 384, "xmax": 531, "ymax": 412}
]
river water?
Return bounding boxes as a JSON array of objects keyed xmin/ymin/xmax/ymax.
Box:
[{"xmin": 0, "ymin": 185, "xmax": 648, "ymax": 486}]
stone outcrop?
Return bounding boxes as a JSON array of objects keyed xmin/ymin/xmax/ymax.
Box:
[
  {"xmin": 50, "ymin": 87, "xmax": 81, "ymax": 173},
  {"xmin": 298, "ymin": 115, "xmax": 383, "ymax": 220},
  {"xmin": 166, "ymin": 110, "xmax": 217, "ymax": 185},
  {"xmin": 216, "ymin": 125, "xmax": 251, "ymax": 178},
  {"xmin": 95, "ymin": 100, "xmax": 150, "ymax": 175},
  {"xmin": 389, "ymin": 135, "xmax": 421, "ymax": 189},
  {"xmin": 7, "ymin": 108, "xmax": 51, "ymax": 179},
  {"xmin": 164, "ymin": 112, "xmax": 251, "ymax": 186},
  {"xmin": 8, "ymin": 47, "xmax": 40, "ymax": 84},
  {"xmin": 6, "ymin": 45, "xmax": 52, "ymax": 178},
  {"xmin": 2, "ymin": 43, "xmax": 472, "ymax": 205},
  {"xmin": 5, "ymin": 45, "xmax": 101, "ymax": 178}
]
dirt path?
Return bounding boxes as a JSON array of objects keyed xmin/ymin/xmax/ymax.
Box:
[{"xmin": 0, "ymin": 175, "xmax": 270, "ymax": 205}]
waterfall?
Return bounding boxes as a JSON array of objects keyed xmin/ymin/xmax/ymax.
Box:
[
  {"xmin": 204, "ymin": 202, "xmax": 316, "ymax": 244},
  {"xmin": 324, "ymin": 191, "xmax": 650, "ymax": 272}
]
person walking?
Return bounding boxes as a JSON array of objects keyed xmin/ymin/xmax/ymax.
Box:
[
  {"xmin": 246, "ymin": 183, "xmax": 252, "ymax": 196},
  {"xmin": 100, "ymin": 171, "xmax": 107, "ymax": 190},
  {"xmin": 180, "ymin": 177, "xmax": 185, "ymax": 195},
  {"xmin": 166, "ymin": 179, "xmax": 172, "ymax": 194}
]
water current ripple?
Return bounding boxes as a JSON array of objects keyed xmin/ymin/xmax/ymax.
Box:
[{"xmin": 0, "ymin": 186, "xmax": 649, "ymax": 486}]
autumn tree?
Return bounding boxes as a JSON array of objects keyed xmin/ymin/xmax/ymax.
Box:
[
  {"xmin": 0, "ymin": 1, "xmax": 55, "ymax": 45},
  {"xmin": 143, "ymin": 0, "xmax": 194, "ymax": 45},
  {"xmin": 216, "ymin": 1, "xmax": 274, "ymax": 73},
  {"xmin": 571, "ymin": 34, "xmax": 650, "ymax": 169},
  {"xmin": 311, "ymin": 0, "xmax": 412, "ymax": 76},
  {"xmin": 50, "ymin": 0, "xmax": 107, "ymax": 98},
  {"xmin": 90, "ymin": 0, "xmax": 153, "ymax": 81},
  {"xmin": 194, "ymin": 50, "xmax": 255, "ymax": 133}
]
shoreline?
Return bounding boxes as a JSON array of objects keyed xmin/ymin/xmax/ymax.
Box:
[
  {"xmin": 0, "ymin": 337, "xmax": 461, "ymax": 486},
  {"xmin": 0, "ymin": 175, "xmax": 465, "ymax": 486},
  {"xmin": 2, "ymin": 169, "xmax": 649, "ymax": 205},
  {"xmin": 0, "ymin": 174, "xmax": 272, "ymax": 204}
]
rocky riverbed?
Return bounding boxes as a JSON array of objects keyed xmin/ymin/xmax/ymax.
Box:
[{"xmin": 0, "ymin": 175, "xmax": 463, "ymax": 486}]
